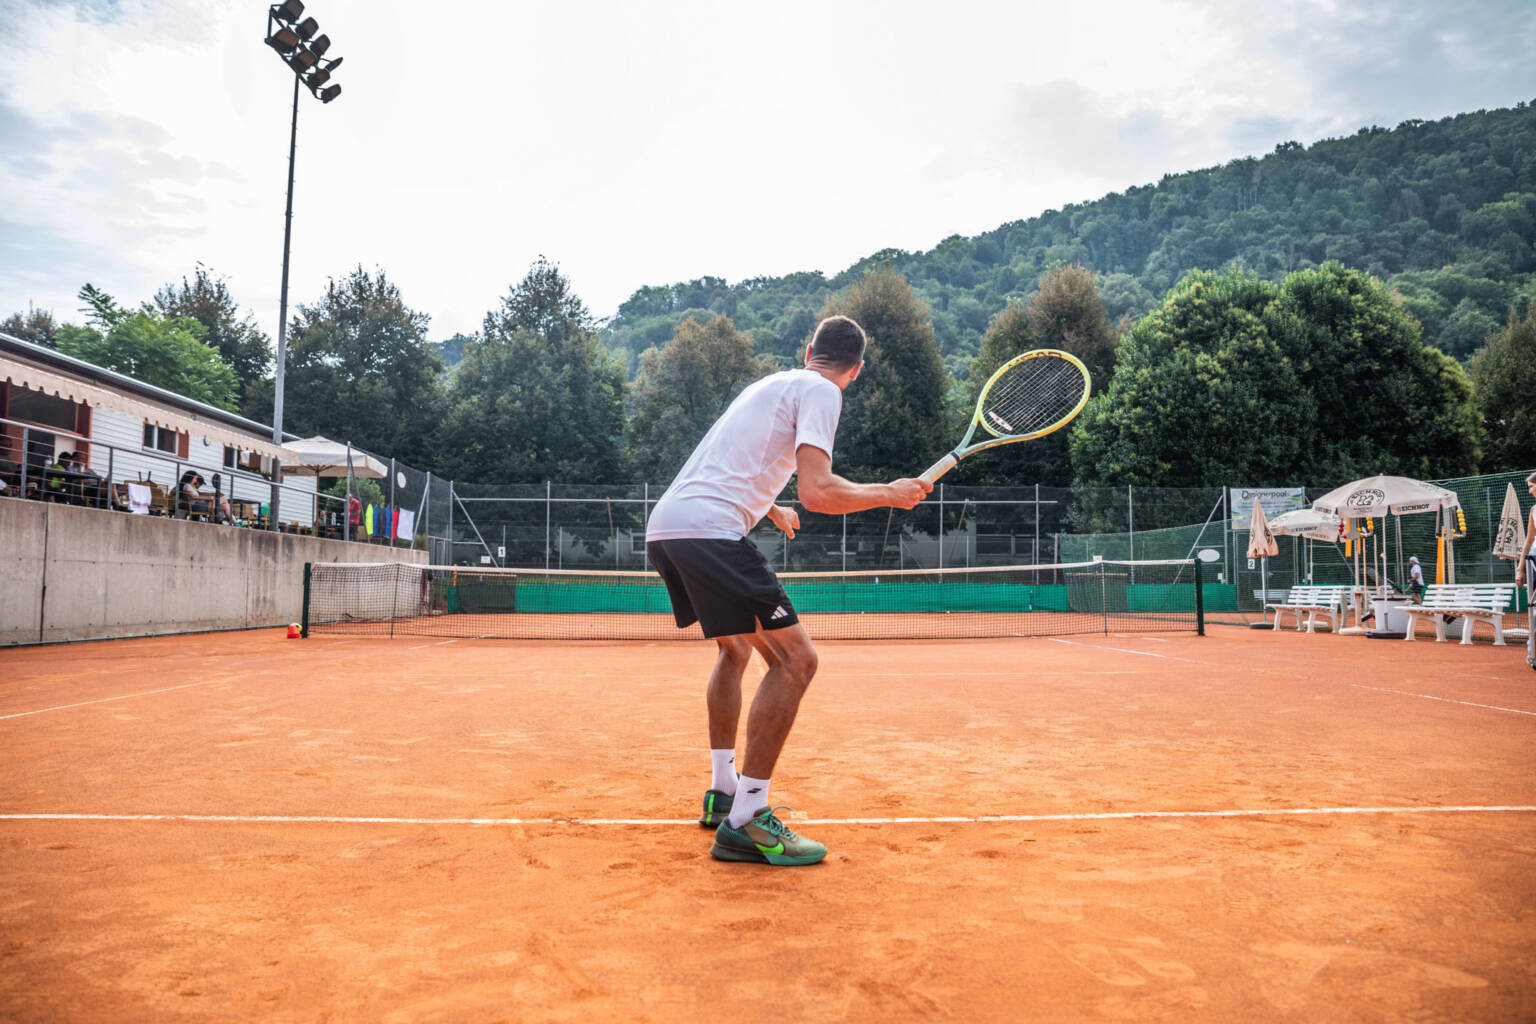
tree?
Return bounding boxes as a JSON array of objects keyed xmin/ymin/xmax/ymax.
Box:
[
  {"xmin": 1467, "ymin": 308, "xmax": 1536, "ymax": 471},
  {"xmin": 1069, "ymin": 270, "xmax": 1312, "ymax": 487},
  {"xmin": 626, "ymin": 314, "xmax": 775, "ymax": 482},
  {"xmin": 53, "ymin": 285, "xmax": 239, "ymax": 410},
  {"xmin": 1025, "ymin": 264, "xmax": 1119, "ymax": 388},
  {"xmin": 1, "ymin": 305, "xmax": 60, "ymax": 348},
  {"xmin": 1071, "ymin": 264, "xmax": 1482, "ymax": 487},
  {"xmin": 436, "ymin": 259, "xmax": 626, "ymax": 483},
  {"xmin": 1280, "ymin": 262, "xmax": 1480, "ymax": 480},
  {"xmin": 276, "ymin": 266, "xmax": 446, "ymax": 466},
  {"xmin": 960, "ymin": 265, "xmax": 1122, "ymax": 485},
  {"xmin": 817, "ymin": 268, "xmax": 949, "ymax": 482},
  {"xmin": 154, "ymin": 267, "xmax": 272, "ymax": 417}
]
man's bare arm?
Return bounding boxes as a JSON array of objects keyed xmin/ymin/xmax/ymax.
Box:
[{"xmin": 795, "ymin": 445, "xmax": 930, "ymax": 514}]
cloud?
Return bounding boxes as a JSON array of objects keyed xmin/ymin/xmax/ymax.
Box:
[{"xmin": 1, "ymin": 0, "xmax": 1533, "ymax": 343}]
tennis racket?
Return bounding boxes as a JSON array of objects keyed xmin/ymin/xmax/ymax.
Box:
[{"xmin": 919, "ymin": 349, "xmax": 1091, "ymax": 484}]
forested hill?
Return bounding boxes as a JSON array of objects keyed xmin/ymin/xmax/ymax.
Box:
[{"xmin": 602, "ymin": 101, "xmax": 1536, "ymax": 377}]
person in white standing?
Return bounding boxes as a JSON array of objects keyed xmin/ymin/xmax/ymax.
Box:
[{"xmin": 645, "ymin": 315, "xmax": 932, "ymax": 865}]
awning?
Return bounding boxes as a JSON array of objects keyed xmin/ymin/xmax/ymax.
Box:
[{"xmin": 1, "ymin": 355, "xmax": 287, "ymax": 461}]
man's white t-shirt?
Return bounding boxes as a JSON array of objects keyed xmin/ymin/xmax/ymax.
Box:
[{"xmin": 646, "ymin": 368, "xmax": 842, "ymax": 541}]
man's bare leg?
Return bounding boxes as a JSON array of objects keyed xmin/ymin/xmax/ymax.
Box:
[
  {"xmin": 739, "ymin": 622, "xmax": 819, "ymax": 781},
  {"xmin": 707, "ymin": 635, "xmax": 752, "ymax": 749},
  {"xmin": 712, "ymin": 621, "xmax": 828, "ymax": 864}
]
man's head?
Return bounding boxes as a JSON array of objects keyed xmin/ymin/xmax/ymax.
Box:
[
  {"xmin": 805, "ymin": 316, "xmax": 866, "ymax": 377},
  {"xmin": 1526, "ymin": 470, "xmax": 1536, "ymax": 492}
]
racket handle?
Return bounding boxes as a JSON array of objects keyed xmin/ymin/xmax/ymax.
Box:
[{"xmin": 919, "ymin": 453, "xmax": 958, "ymax": 486}]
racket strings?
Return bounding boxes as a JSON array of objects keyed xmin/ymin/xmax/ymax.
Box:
[{"xmin": 981, "ymin": 357, "xmax": 1086, "ymax": 436}]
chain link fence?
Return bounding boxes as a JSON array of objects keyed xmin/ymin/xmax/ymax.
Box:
[{"xmin": 407, "ymin": 470, "xmax": 1531, "ymax": 627}]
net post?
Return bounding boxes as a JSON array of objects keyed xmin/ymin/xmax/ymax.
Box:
[
  {"xmin": 1194, "ymin": 556, "xmax": 1205, "ymax": 636},
  {"xmin": 300, "ymin": 562, "xmax": 312, "ymax": 638},
  {"xmin": 1100, "ymin": 559, "xmax": 1109, "ymax": 635}
]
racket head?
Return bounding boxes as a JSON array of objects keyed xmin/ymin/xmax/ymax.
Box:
[{"xmin": 972, "ymin": 349, "xmax": 1091, "ymax": 445}]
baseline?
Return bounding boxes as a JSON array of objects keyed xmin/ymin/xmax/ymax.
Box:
[{"xmin": 2, "ymin": 805, "xmax": 1531, "ymax": 828}]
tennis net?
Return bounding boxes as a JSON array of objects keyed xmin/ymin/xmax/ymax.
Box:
[{"xmin": 302, "ymin": 559, "xmax": 1203, "ymax": 640}]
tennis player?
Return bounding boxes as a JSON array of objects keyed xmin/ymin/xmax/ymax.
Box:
[{"xmin": 646, "ymin": 315, "xmax": 932, "ymax": 866}]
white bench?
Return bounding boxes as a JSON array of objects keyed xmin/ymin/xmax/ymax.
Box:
[
  {"xmin": 1401, "ymin": 583, "xmax": 1518, "ymax": 645},
  {"xmin": 1265, "ymin": 585, "xmax": 1350, "ymax": 633}
]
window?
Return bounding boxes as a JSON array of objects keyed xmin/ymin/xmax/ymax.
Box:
[
  {"xmin": 143, "ymin": 424, "xmax": 179, "ymax": 454},
  {"xmin": 224, "ymin": 446, "xmax": 239, "ymax": 469}
]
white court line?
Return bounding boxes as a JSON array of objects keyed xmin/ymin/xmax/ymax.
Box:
[
  {"xmin": 1351, "ymin": 683, "xmax": 1536, "ymax": 718},
  {"xmin": 1, "ymin": 806, "xmax": 1530, "ymax": 827},
  {"xmin": 0, "ymin": 680, "xmax": 224, "ymax": 721},
  {"xmin": 1045, "ymin": 638, "xmax": 1193, "ymax": 661}
]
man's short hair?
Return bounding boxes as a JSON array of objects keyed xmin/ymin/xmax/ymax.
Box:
[
  {"xmin": 808, "ymin": 316, "xmax": 867, "ymax": 371},
  {"xmin": 1527, "ymin": 470, "xmax": 1536, "ymax": 486}
]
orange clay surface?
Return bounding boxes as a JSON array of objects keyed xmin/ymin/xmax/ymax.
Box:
[{"xmin": 1, "ymin": 625, "xmax": 1533, "ymax": 1023}]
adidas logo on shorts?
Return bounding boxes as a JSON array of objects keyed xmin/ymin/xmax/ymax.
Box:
[{"xmin": 769, "ymin": 605, "xmax": 789, "ymax": 621}]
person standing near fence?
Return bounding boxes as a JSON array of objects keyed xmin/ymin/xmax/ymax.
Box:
[
  {"xmin": 645, "ymin": 315, "xmax": 932, "ymax": 866},
  {"xmin": 1516, "ymin": 471, "xmax": 1536, "ymax": 671},
  {"xmin": 1407, "ymin": 555, "xmax": 1425, "ymax": 603}
]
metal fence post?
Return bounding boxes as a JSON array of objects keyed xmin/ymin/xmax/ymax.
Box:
[
  {"xmin": 937, "ymin": 483, "xmax": 945, "ymax": 574},
  {"xmin": 545, "ymin": 480, "xmax": 552, "ymax": 571},
  {"xmin": 447, "ymin": 480, "xmax": 455, "ymax": 565}
]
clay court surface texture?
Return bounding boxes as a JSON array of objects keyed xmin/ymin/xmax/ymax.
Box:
[{"xmin": 1, "ymin": 625, "xmax": 1533, "ymax": 1023}]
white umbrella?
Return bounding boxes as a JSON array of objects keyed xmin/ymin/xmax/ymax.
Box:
[
  {"xmin": 278, "ymin": 435, "xmax": 387, "ymax": 478},
  {"xmin": 1493, "ymin": 482, "xmax": 1530, "ymax": 644},
  {"xmin": 1312, "ymin": 474, "xmax": 1459, "ymax": 517},
  {"xmin": 1493, "ymin": 482, "xmax": 1523, "ymax": 560},
  {"xmin": 1270, "ymin": 507, "xmax": 1341, "ymax": 585},
  {"xmin": 1268, "ymin": 508, "xmax": 1342, "ymax": 542},
  {"xmin": 1314, "ymin": 474, "xmax": 1460, "ymax": 625},
  {"xmin": 1247, "ymin": 498, "xmax": 1279, "ymax": 625}
]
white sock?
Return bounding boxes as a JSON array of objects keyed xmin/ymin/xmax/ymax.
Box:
[
  {"xmin": 726, "ymin": 774, "xmax": 770, "ymax": 828},
  {"xmin": 710, "ymin": 749, "xmax": 737, "ymax": 795}
]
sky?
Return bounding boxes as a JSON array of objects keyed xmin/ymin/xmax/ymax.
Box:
[{"xmin": 1, "ymin": 0, "xmax": 1533, "ymax": 343}]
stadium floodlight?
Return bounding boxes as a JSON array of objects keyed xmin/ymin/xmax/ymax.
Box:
[
  {"xmin": 265, "ymin": 26, "xmax": 300, "ymax": 52},
  {"xmin": 263, "ymin": 2, "xmax": 343, "ymax": 532}
]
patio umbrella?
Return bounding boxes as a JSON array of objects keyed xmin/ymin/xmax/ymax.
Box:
[
  {"xmin": 1493, "ymin": 482, "xmax": 1530, "ymax": 643},
  {"xmin": 1247, "ymin": 498, "xmax": 1279, "ymax": 625},
  {"xmin": 278, "ymin": 436, "xmax": 387, "ymax": 478},
  {"xmin": 1311, "ymin": 474, "xmax": 1460, "ymax": 518},
  {"xmin": 1313, "ymin": 474, "xmax": 1461, "ymax": 625},
  {"xmin": 1269, "ymin": 507, "xmax": 1342, "ymax": 584},
  {"xmin": 1268, "ymin": 507, "xmax": 1342, "ymax": 543},
  {"xmin": 1493, "ymin": 482, "xmax": 1523, "ymax": 560}
]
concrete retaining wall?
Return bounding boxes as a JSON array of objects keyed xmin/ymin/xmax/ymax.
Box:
[{"xmin": 0, "ymin": 497, "xmax": 425, "ymax": 645}]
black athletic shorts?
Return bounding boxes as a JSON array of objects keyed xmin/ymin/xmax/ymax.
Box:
[{"xmin": 646, "ymin": 537, "xmax": 799, "ymax": 639}]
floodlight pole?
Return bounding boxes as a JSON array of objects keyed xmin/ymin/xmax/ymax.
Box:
[{"xmin": 269, "ymin": 73, "xmax": 301, "ymax": 530}]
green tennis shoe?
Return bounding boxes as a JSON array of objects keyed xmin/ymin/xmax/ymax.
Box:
[
  {"xmin": 711, "ymin": 806, "xmax": 827, "ymax": 866},
  {"xmin": 699, "ymin": 788, "xmax": 735, "ymax": 828}
]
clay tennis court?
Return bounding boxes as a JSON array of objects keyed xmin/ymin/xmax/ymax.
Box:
[{"xmin": 1, "ymin": 626, "xmax": 1533, "ymax": 1022}]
